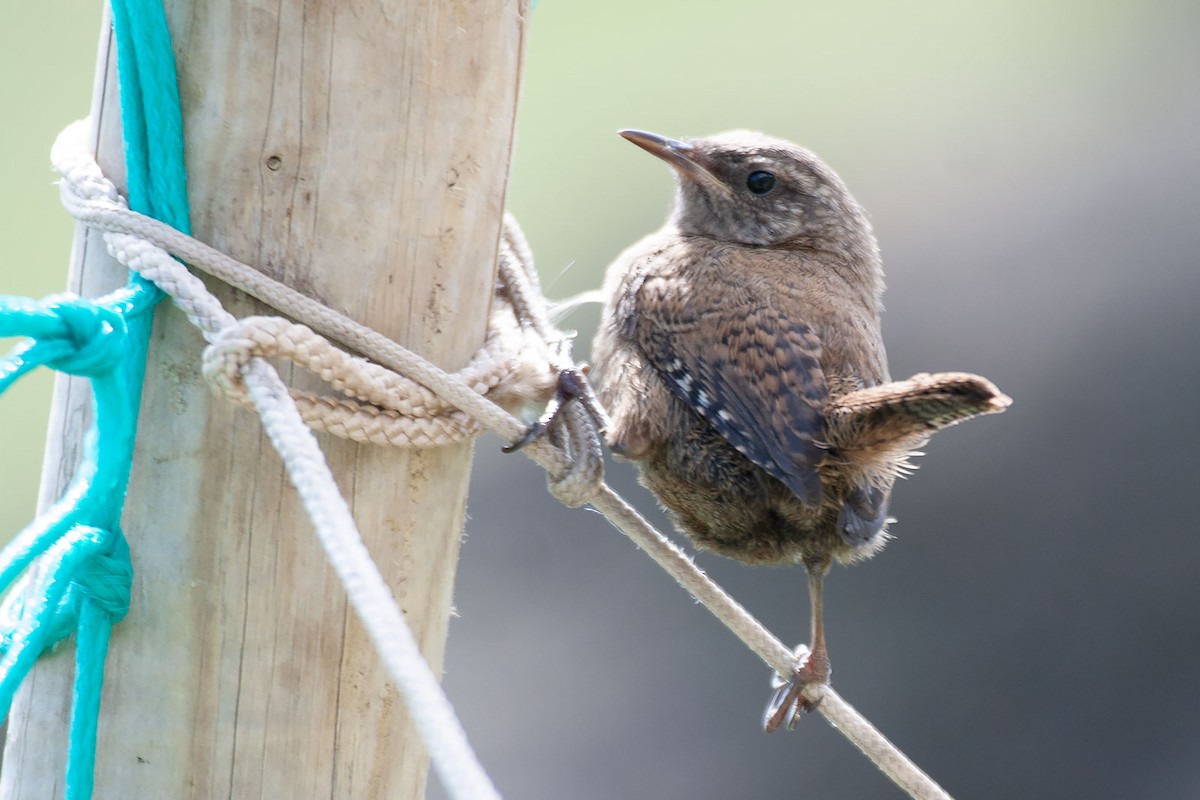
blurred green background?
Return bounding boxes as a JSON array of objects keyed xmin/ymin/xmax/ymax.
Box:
[
  {"xmin": 0, "ymin": 7, "xmax": 99, "ymax": 525},
  {"xmin": 4, "ymin": 2, "xmax": 1200, "ymax": 799}
]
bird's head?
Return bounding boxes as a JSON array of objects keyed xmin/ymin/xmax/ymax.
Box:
[{"xmin": 620, "ymin": 129, "xmax": 876, "ymax": 259}]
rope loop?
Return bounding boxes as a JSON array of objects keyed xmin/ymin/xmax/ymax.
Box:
[
  {"xmin": 199, "ymin": 313, "xmax": 561, "ymax": 448},
  {"xmin": 544, "ymin": 423, "xmax": 604, "ymax": 507}
]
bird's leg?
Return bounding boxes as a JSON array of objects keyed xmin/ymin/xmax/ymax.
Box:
[
  {"xmin": 502, "ymin": 365, "xmax": 610, "ymax": 453},
  {"xmin": 764, "ymin": 557, "xmax": 832, "ymax": 732},
  {"xmin": 803, "ymin": 559, "xmax": 832, "ymax": 686}
]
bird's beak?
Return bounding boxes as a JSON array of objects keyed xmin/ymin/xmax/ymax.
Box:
[{"xmin": 619, "ymin": 129, "xmax": 723, "ymax": 189}]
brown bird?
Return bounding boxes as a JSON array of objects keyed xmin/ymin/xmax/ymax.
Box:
[{"xmin": 590, "ymin": 129, "xmax": 1010, "ymax": 730}]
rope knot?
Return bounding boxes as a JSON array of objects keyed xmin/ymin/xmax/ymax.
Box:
[
  {"xmin": 66, "ymin": 529, "xmax": 134, "ymax": 626},
  {"xmin": 0, "ymin": 526, "xmax": 132, "ymax": 659},
  {"xmin": 41, "ymin": 296, "xmax": 129, "ymax": 377},
  {"xmin": 200, "ymin": 315, "xmax": 282, "ymax": 398}
]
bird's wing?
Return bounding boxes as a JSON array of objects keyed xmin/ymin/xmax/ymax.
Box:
[{"xmin": 634, "ymin": 275, "xmax": 828, "ymax": 506}]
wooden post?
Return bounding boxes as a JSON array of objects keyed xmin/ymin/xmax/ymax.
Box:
[{"xmin": 1, "ymin": 1, "xmax": 527, "ymax": 796}]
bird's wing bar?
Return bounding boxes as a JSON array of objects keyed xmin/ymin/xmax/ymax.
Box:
[{"xmin": 635, "ymin": 277, "xmax": 828, "ymax": 506}]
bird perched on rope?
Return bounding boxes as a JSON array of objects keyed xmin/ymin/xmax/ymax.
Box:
[{"xmin": 589, "ymin": 129, "xmax": 1010, "ymax": 730}]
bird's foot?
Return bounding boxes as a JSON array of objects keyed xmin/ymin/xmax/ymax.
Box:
[
  {"xmin": 502, "ymin": 365, "xmax": 610, "ymax": 453},
  {"xmin": 763, "ymin": 649, "xmax": 831, "ymax": 733}
]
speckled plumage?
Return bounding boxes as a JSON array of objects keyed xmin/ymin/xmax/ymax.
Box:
[{"xmin": 590, "ymin": 130, "xmax": 1008, "ymax": 725}]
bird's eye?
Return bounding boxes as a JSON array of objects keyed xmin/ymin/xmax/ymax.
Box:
[{"xmin": 746, "ymin": 171, "xmax": 776, "ymax": 195}]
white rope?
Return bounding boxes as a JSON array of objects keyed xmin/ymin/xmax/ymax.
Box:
[
  {"xmin": 52, "ymin": 120, "xmax": 502, "ymax": 800},
  {"xmin": 52, "ymin": 117, "xmax": 955, "ymax": 800},
  {"xmin": 241, "ymin": 360, "xmax": 501, "ymax": 800}
]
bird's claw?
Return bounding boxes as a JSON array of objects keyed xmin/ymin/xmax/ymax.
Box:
[
  {"xmin": 501, "ymin": 420, "xmax": 548, "ymax": 453},
  {"xmin": 502, "ymin": 365, "xmax": 609, "ymax": 454},
  {"xmin": 763, "ymin": 657, "xmax": 830, "ymax": 733},
  {"xmin": 764, "ymin": 677, "xmax": 810, "ymax": 732}
]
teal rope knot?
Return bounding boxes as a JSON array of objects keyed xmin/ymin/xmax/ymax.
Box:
[
  {"xmin": 44, "ymin": 529, "xmax": 133, "ymax": 647},
  {"xmin": 40, "ymin": 297, "xmax": 129, "ymax": 378},
  {"xmin": 0, "ymin": 526, "xmax": 130, "ymax": 664},
  {"xmin": 0, "ymin": 294, "xmax": 129, "ymax": 395},
  {"xmin": 0, "ymin": 521, "xmax": 132, "ymax": 800}
]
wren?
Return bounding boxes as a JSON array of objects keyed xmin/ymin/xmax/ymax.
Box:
[{"xmin": 589, "ymin": 129, "xmax": 1010, "ymax": 729}]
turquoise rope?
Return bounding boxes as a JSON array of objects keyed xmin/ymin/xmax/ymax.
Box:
[
  {"xmin": 109, "ymin": 0, "xmax": 191, "ymax": 235},
  {"xmin": 0, "ymin": 0, "xmax": 190, "ymax": 796}
]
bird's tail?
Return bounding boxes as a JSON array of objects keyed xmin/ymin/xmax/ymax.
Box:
[{"xmin": 828, "ymin": 372, "xmax": 1011, "ymax": 451}]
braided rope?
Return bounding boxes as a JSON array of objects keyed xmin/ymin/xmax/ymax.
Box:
[{"xmin": 53, "ymin": 117, "xmax": 953, "ymax": 800}]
